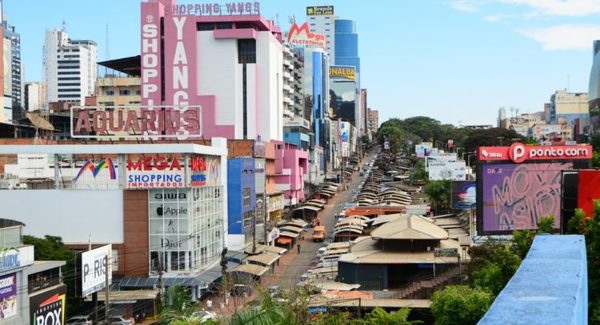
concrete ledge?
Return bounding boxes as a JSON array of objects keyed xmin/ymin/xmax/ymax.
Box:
[{"xmin": 479, "ymin": 235, "xmax": 587, "ymax": 325}]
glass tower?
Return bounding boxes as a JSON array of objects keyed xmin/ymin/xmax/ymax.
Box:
[
  {"xmin": 334, "ymin": 19, "xmax": 360, "ymax": 74},
  {"xmin": 588, "ymin": 40, "xmax": 600, "ymax": 132}
]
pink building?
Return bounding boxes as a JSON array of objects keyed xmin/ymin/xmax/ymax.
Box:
[
  {"xmin": 141, "ymin": 0, "xmax": 284, "ymax": 141},
  {"xmin": 272, "ymin": 141, "xmax": 308, "ymax": 206}
]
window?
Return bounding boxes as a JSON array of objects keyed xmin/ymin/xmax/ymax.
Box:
[
  {"xmin": 243, "ymin": 187, "xmax": 251, "ymax": 207},
  {"xmin": 105, "ymin": 90, "xmax": 114, "ymax": 96},
  {"xmin": 119, "ymin": 89, "xmax": 130, "ymax": 96},
  {"xmin": 237, "ymin": 39, "xmax": 256, "ymax": 64},
  {"xmin": 243, "ymin": 210, "xmax": 253, "ymax": 228}
]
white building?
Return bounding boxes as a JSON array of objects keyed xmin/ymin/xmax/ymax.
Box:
[
  {"xmin": 307, "ymin": 5, "xmax": 335, "ymax": 64},
  {"xmin": 23, "ymin": 82, "xmax": 47, "ymax": 112},
  {"xmin": 283, "ymin": 44, "xmax": 295, "ymax": 119},
  {"xmin": 43, "ymin": 29, "xmax": 96, "ymax": 105}
]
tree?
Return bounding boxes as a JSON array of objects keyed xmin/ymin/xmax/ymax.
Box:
[
  {"xmin": 512, "ymin": 215, "xmax": 555, "ymax": 259},
  {"xmin": 467, "ymin": 241, "xmax": 521, "ymax": 295},
  {"xmin": 431, "ymin": 285, "xmax": 494, "ymax": 325},
  {"xmin": 398, "ymin": 116, "xmax": 442, "ymax": 143},
  {"xmin": 23, "ymin": 235, "xmax": 80, "ymax": 316},
  {"xmin": 159, "ymin": 285, "xmax": 211, "ymax": 324},
  {"xmin": 360, "ymin": 307, "xmax": 421, "ymax": 325},
  {"xmin": 424, "ymin": 180, "xmax": 451, "ymax": 212},
  {"xmin": 462, "ymin": 128, "xmax": 526, "ymax": 157}
]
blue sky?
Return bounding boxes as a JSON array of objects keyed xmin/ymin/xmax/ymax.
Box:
[{"xmin": 5, "ymin": 0, "xmax": 600, "ymax": 126}]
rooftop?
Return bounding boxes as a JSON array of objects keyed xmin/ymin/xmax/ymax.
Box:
[{"xmin": 371, "ymin": 215, "xmax": 448, "ymax": 240}]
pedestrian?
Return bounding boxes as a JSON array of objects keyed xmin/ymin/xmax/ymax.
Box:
[
  {"xmin": 297, "ymin": 243, "xmax": 301, "ymax": 254},
  {"xmin": 207, "ymin": 298, "xmax": 213, "ymax": 311}
]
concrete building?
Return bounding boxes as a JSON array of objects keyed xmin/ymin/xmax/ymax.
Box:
[
  {"xmin": 548, "ymin": 90, "xmax": 588, "ymax": 124},
  {"xmin": 589, "ymin": 40, "xmax": 600, "ymax": 133},
  {"xmin": 283, "ymin": 44, "xmax": 295, "ymax": 119},
  {"xmin": 43, "ymin": 28, "xmax": 97, "ymax": 105},
  {"xmin": 23, "ymin": 82, "xmax": 47, "ymax": 112},
  {"xmin": 140, "ymin": 0, "xmax": 283, "ymax": 141},
  {"xmin": 0, "ymin": 142, "xmax": 230, "ymax": 300},
  {"xmin": 367, "ymin": 108, "xmax": 379, "ymax": 135},
  {"xmin": 227, "ymin": 157, "xmax": 256, "ymax": 250},
  {"xmin": 335, "ymin": 19, "xmax": 360, "ymax": 74},
  {"xmin": 95, "ymin": 76, "xmax": 141, "ymax": 108},
  {"xmin": 0, "ymin": 220, "xmax": 66, "ymax": 325},
  {"xmin": 306, "ymin": 5, "xmax": 335, "ymax": 63},
  {"xmin": 3, "ymin": 22, "xmax": 21, "ymax": 121}
]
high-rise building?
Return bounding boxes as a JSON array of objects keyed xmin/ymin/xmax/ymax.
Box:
[
  {"xmin": 283, "ymin": 44, "xmax": 295, "ymax": 119},
  {"xmin": 334, "ymin": 19, "xmax": 360, "ymax": 74},
  {"xmin": 3, "ymin": 22, "xmax": 21, "ymax": 121},
  {"xmin": 43, "ymin": 29, "xmax": 97, "ymax": 105},
  {"xmin": 306, "ymin": 6, "xmax": 335, "ymax": 63},
  {"xmin": 548, "ymin": 90, "xmax": 588, "ymax": 124},
  {"xmin": 24, "ymin": 82, "xmax": 47, "ymax": 112},
  {"xmin": 588, "ymin": 40, "xmax": 600, "ymax": 133},
  {"xmin": 367, "ymin": 108, "xmax": 379, "ymax": 135}
]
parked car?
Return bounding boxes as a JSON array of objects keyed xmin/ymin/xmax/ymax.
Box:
[
  {"xmin": 66, "ymin": 315, "xmax": 93, "ymax": 325},
  {"xmin": 108, "ymin": 316, "xmax": 133, "ymax": 325}
]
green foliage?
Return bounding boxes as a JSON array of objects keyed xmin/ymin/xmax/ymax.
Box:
[
  {"xmin": 468, "ymin": 242, "xmax": 521, "ymax": 295},
  {"xmin": 461, "ymin": 128, "xmax": 525, "ymax": 157},
  {"xmin": 431, "ymin": 285, "xmax": 494, "ymax": 325},
  {"xmin": 411, "ymin": 160, "xmax": 428, "ymax": 182},
  {"xmin": 360, "ymin": 307, "xmax": 420, "ymax": 325},
  {"xmin": 424, "ymin": 180, "xmax": 451, "ymax": 212},
  {"xmin": 591, "ymin": 134, "xmax": 600, "ymax": 152},
  {"xmin": 159, "ymin": 285, "xmax": 207, "ymax": 324},
  {"xmin": 22, "ymin": 235, "xmax": 80, "ymax": 316},
  {"xmin": 567, "ymin": 202, "xmax": 600, "ymax": 319},
  {"xmin": 512, "ymin": 215, "xmax": 555, "ymax": 259},
  {"xmin": 593, "ymin": 151, "xmax": 600, "ymax": 168}
]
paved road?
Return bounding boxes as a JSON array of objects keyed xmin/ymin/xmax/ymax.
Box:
[{"xmin": 267, "ymin": 153, "xmax": 374, "ymax": 289}]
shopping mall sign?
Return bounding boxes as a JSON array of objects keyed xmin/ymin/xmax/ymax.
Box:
[
  {"xmin": 127, "ymin": 155, "xmax": 184, "ymax": 189},
  {"xmin": 288, "ymin": 22, "xmax": 326, "ymax": 49},
  {"xmin": 329, "ymin": 66, "xmax": 356, "ymax": 81},
  {"xmin": 164, "ymin": 2, "xmax": 260, "ymax": 15},
  {"xmin": 478, "ymin": 142, "xmax": 593, "ymax": 163},
  {"xmin": 71, "ymin": 106, "xmax": 202, "ymax": 139}
]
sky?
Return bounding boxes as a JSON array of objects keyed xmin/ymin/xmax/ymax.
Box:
[{"xmin": 5, "ymin": 0, "xmax": 600, "ymax": 126}]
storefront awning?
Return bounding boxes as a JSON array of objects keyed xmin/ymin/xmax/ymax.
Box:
[
  {"xmin": 230, "ymin": 263, "xmax": 269, "ymax": 277},
  {"xmin": 294, "ymin": 206, "xmax": 322, "ymax": 212},
  {"xmin": 279, "ymin": 226, "xmax": 303, "ymax": 234},
  {"xmin": 276, "ymin": 237, "xmax": 292, "ymax": 245},
  {"xmin": 119, "ymin": 277, "xmax": 206, "ymax": 289},
  {"xmin": 279, "ymin": 231, "xmax": 300, "ymax": 238},
  {"xmin": 246, "ymin": 252, "xmax": 280, "ymax": 266},
  {"xmin": 91, "ymin": 289, "xmax": 159, "ymax": 303}
]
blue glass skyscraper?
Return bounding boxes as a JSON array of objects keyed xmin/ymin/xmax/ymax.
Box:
[{"xmin": 334, "ymin": 19, "xmax": 360, "ymax": 74}]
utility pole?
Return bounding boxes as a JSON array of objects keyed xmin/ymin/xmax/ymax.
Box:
[{"xmin": 104, "ymin": 256, "xmax": 110, "ymax": 322}]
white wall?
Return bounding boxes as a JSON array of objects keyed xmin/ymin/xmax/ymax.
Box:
[
  {"xmin": 197, "ymin": 32, "xmax": 241, "ymax": 134},
  {"xmin": 0, "ymin": 190, "xmax": 124, "ymax": 244},
  {"xmin": 256, "ymin": 31, "xmax": 283, "ymax": 141}
]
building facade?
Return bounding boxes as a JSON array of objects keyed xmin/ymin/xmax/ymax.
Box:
[
  {"xmin": 549, "ymin": 90, "xmax": 588, "ymax": 124},
  {"xmin": 334, "ymin": 19, "xmax": 360, "ymax": 74},
  {"xmin": 589, "ymin": 40, "xmax": 600, "ymax": 134},
  {"xmin": 140, "ymin": 0, "xmax": 283, "ymax": 141},
  {"xmin": 367, "ymin": 108, "xmax": 379, "ymax": 135},
  {"xmin": 306, "ymin": 6, "xmax": 335, "ymax": 63},
  {"xmin": 23, "ymin": 82, "xmax": 47, "ymax": 112},
  {"xmin": 3, "ymin": 22, "xmax": 21, "ymax": 121},
  {"xmin": 43, "ymin": 29, "xmax": 97, "ymax": 105}
]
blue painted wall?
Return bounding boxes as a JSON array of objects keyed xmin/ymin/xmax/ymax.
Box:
[
  {"xmin": 312, "ymin": 50, "xmax": 324, "ymax": 147},
  {"xmin": 479, "ymin": 235, "xmax": 587, "ymax": 325},
  {"xmin": 227, "ymin": 157, "xmax": 256, "ymax": 235}
]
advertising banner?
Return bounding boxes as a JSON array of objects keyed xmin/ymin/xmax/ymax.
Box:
[
  {"xmin": 190, "ymin": 155, "xmax": 221, "ymax": 187},
  {"xmin": 127, "ymin": 155, "xmax": 185, "ymax": 189},
  {"xmin": 30, "ymin": 284, "xmax": 66, "ymax": 325},
  {"xmin": 141, "ymin": 1, "xmax": 162, "ymax": 107},
  {"xmin": 577, "ymin": 170, "xmax": 600, "ymax": 217},
  {"xmin": 288, "ymin": 22, "xmax": 326, "ymax": 49},
  {"xmin": 451, "ymin": 181, "xmax": 476, "ymax": 210},
  {"xmin": 478, "ymin": 143, "xmax": 592, "ymax": 163},
  {"xmin": 340, "ymin": 121, "xmax": 350, "ymax": 157},
  {"xmin": 0, "ymin": 273, "xmax": 17, "ymax": 320},
  {"xmin": 415, "ymin": 142, "xmax": 432, "ymax": 158},
  {"xmin": 479, "ymin": 162, "xmax": 571, "ymax": 233},
  {"xmin": 306, "ymin": 5, "xmax": 334, "ymax": 15},
  {"xmin": 329, "ymin": 66, "xmax": 356, "ymax": 81},
  {"xmin": 425, "ymin": 154, "xmax": 457, "ymax": 171},
  {"xmin": 72, "ymin": 158, "xmax": 118, "ymax": 189},
  {"xmin": 81, "ymin": 245, "xmax": 112, "ymax": 297},
  {"xmin": 428, "ymin": 161, "xmax": 466, "ymax": 181}
]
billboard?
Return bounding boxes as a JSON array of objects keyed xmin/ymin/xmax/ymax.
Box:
[
  {"xmin": 81, "ymin": 244, "xmax": 112, "ymax": 297},
  {"xmin": 190, "ymin": 155, "xmax": 221, "ymax": 187},
  {"xmin": 451, "ymin": 181, "xmax": 476, "ymax": 210},
  {"xmin": 479, "ymin": 162, "xmax": 572, "ymax": 233},
  {"xmin": 126, "ymin": 155, "xmax": 184, "ymax": 189},
  {"xmin": 72, "ymin": 158, "xmax": 118, "ymax": 188},
  {"xmin": 306, "ymin": 5, "xmax": 334, "ymax": 15},
  {"xmin": 428, "ymin": 161, "xmax": 466, "ymax": 181},
  {"xmin": 577, "ymin": 170, "xmax": 600, "ymax": 217},
  {"xmin": 340, "ymin": 121, "xmax": 350, "ymax": 157},
  {"xmin": 329, "ymin": 66, "xmax": 356, "ymax": 81},
  {"xmin": 478, "ymin": 142, "xmax": 592, "ymax": 163},
  {"xmin": 425, "ymin": 154, "xmax": 457, "ymax": 171},
  {"xmin": 30, "ymin": 284, "xmax": 66, "ymax": 325},
  {"xmin": 288, "ymin": 22, "xmax": 326, "ymax": 49},
  {"xmin": 0, "ymin": 273, "xmax": 17, "ymax": 320},
  {"xmin": 415, "ymin": 142, "xmax": 433, "ymax": 158}
]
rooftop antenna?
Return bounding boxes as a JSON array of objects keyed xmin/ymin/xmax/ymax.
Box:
[
  {"xmin": 61, "ymin": 19, "xmax": 67, "ymax": 32},
  {"xmin": 105, "ymin": 24, "xmax": 110, "ymax": 76},
  {"xmin": 289, "ymin": 15, "xmax": 296, "ymax": 24}
]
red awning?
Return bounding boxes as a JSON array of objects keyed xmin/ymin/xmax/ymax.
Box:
[{"xmin": 276, "ymin": 237, "xmax": 292, "ymax": 245}]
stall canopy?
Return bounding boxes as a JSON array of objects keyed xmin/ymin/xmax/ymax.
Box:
[
  {"xmin": 230, "ymin": 263, "xmax": 269, "ymax": 277},
  {"xmin": 246, "ymin": 252, "xmax": 280, "ymax": 266}
]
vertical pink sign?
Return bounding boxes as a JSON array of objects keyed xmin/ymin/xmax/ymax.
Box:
[
  {"xmin": 141, "ymin": 2, "xmax": 162, "ymax": 107},
  {"xmin": 163, "ymin": 11, "xmax": 201, "ymax": 136}
]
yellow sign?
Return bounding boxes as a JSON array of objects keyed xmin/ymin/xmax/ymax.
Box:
[
  {"xmin": 306, "ymin": 6, "xmax": 334, "ymax": 16},
  {"xmin": 329, "ymin": 66, "xmax": 356, "ymax": 81}
]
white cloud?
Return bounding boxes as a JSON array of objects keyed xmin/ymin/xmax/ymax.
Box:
[
  {"xmin": 451, "ymin": 0, "xmax": 479, "ymax": 12},
  {"xmin": 500, "ymin": 0, "xmax": 600, "ymax": 16},
  {"xmin": 518, "ymin": 24, "xmax": 600, "ymax": 50},
  {"xmin": 484, "ymin": 15, "xmax": 504, "ymax": 21}
]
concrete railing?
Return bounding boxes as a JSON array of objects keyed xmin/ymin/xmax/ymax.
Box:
[{"xmin": 479, "ymin": 235, "xmax": 587, "ymax": 325}]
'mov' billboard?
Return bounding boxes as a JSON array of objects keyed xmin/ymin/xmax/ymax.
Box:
[{"xmin": 81, "ymin": 245, "xmax": 112, "ymax": 297}]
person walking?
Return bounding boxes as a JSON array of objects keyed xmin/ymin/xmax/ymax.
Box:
[{"xmin": 297, "ymin": 243, "xmax": 301, "ymax": 254}]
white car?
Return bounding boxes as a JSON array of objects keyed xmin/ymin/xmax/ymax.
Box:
[
  {"xmin": 66, "ymin": 316, "xmax": 93, "ymax": 325},
  {"xmin": 108, "ymin": 316, "xmax": 133, "ymax": 325}
]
